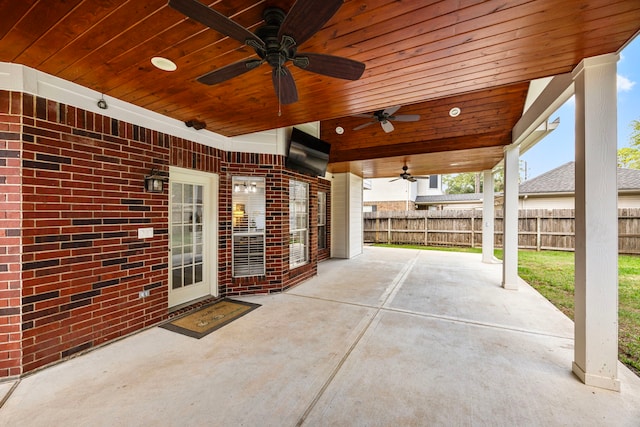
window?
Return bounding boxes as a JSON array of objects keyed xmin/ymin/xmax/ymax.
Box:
[
  {"xmin": 318, "ymin": 191, "xmax": 327, "ymax": 250},
  {"xmin": 289, "ymin": 180, "xmax": 308, "ymax": 268},
  {"xmin": 429, "ymin": 175, "xmax": 439, "ymax": 189},
  {"xmin": 232, "ymin": 177, "xmax": 265, "ymax": 277}
]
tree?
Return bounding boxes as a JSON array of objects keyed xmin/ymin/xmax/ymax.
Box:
[
  {"xmin": 617, "ymin": 147, "xmax": 640, "ymax": 169},
  {"xmin": 617, "ymin": 119, "xmax": 640, "ymax": 169},
  {"xmin": 442, "ymin": 173, "xmax": 476, "ymax": 194},
  {"xmin": 442, "ymin": 167, "xmax": 505, "ymax": 194}
]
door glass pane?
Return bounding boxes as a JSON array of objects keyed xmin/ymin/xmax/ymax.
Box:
[{"xmin": 171, "ymin": 182, "xmax": 206, "ymax": 290}]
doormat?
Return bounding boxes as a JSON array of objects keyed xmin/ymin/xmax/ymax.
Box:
[{"xmin": 160, "ymin": 299, "xmax": 260, "ymax": 339}]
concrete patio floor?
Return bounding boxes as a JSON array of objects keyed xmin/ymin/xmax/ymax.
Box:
[{"xmin": 1, "ymin": 246, "xmax": 640, "ymax": 426}]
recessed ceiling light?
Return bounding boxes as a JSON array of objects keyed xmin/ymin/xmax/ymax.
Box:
[
  {"xmin": 151, "ymin": 57, "xmax": 177, "ymax": 72},
  {"xmin": 449, "ymin": 107, "xmax": 461, "ymax": 117},
  {"xmin": 335, "ymin": 126, "xmax": 344, "ymax": 134}
]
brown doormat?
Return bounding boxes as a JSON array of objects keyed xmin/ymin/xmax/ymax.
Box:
[{"xmin": 160, "ymin": 299, "xmax": 260, "ymax": 339}]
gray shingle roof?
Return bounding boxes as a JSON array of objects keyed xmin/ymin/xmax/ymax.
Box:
[{"xmin": 519, "ymin": 161, "xmax": 640, "ymax": 194}]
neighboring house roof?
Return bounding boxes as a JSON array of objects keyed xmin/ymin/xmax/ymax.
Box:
[
  {"xmin": 415, "ymin": 193, "xmax": 483, "ymax": 204},
  {"xmin": 416, "ymin": 162, "xmax": 640, "ymax": 205},
  {"xmin": 519, "ymin": 161, "xmax": 640, "ymax": 194}
]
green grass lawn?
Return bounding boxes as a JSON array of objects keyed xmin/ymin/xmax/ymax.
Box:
[{"xmin": 373, "ymin": 243, "xmax": 640, "ymax": 375}]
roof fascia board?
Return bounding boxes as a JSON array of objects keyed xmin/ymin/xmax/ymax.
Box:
[{"xmin": 512, "ymin": 73, "xmax": 574, "ymax": 147}]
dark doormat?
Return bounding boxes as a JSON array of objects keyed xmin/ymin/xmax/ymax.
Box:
[{"xmin": 160, "ymin": 299, "xmax": 260, "ymax": 339}]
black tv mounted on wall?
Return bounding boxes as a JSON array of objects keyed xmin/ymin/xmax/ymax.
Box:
[{"xmin": 285, "ymin": 128, "xmax": 331, "ymax": 177}]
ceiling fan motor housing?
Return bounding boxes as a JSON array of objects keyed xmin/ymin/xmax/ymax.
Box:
[{"xmin": 255, "ymin": 8, "xmax": 293, "ymax": 68}]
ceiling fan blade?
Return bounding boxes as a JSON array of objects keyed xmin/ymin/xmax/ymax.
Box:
[
  {"xmin": 389, "ymin": 178, "xmax": 400, "ymax": 182},
  {"xmin": 381, "ymin": 120, "xmax": 394, "ymax": 133},
  {"xmin": 197, "ymin": 59, "xmax": 262, "ymax": 85},
  {"xmin": 278, "ymin": 0, "xmax": 343, "ymax": 46},
  {"xmin": 382, "ymin": 105, "xmax": 402, "ymax": 116},
  {"xmin": 407, "ymin": 176, "xmax": 417, "ymax": 182},
  {"xmin": 169, "ymin": 0, "xmax": 265, "ymax": 49},
  {"xmin": 272, "ymin": 67, "xmax": 298, "ymax": 105},
  {"xmin": 293, "ymin": 53, "xmax": 365, "ymax": 80},
  {"xmin": 353, "ymin": 121, "xmax": 376, "ymax": 131},
  {"xmin": 392, "ymin": 114, "xmax": 421, "ymax": 122}
]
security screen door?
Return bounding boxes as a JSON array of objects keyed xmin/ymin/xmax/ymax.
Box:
[{"xmin": 169, "ymin": 167, "xmax": 218, "ymax": 307}]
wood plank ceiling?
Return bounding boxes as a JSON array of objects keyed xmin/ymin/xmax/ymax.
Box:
[{"xmin": 1, "ymin": 0, "xmax": 639, "ymax": 178}]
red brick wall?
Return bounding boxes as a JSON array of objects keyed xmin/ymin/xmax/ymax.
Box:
[
  {"xmin": 0, "ymin": 89, "xmax": 327, "ymax": 377},
  {"xmin": 0, "ymin": 91, "xmax": 23, "ymax": 377},
  {"xmin": 19, "ymin": 93, "xmax": 171, "ymax": 373},
  {"xmin": 221, "ymin": 155, "xmax": 321, "ymax": 295}
]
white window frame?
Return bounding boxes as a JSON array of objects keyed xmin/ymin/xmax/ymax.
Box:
[
  {"xmin": 289, "ymin": 180, "xmax": 309, "ymax": 268},
  {"xmin": 232, "ymin": 176, "xmax": 265, "ymax": 277},
  {"xmin": 318, "ymin": 191, "xmax": 327, "ymax": 250}
]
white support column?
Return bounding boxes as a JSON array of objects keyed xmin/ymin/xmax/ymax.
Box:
[
  {"xmin": 331, "ymin": 172, "xmax": 363, "ymax": 259},
  {"xmin": 571, "ymin": 54, "xmax": 620, "ymax": 391},
  {"xmin": 482, "ymin": 169, "xmax": 495, "ymax": 263},
  {"xmin": 502, "ymin": 144, "xmax": 519, "ymax": 290}
]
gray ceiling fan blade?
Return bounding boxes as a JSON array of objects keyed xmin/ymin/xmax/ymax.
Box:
[
  {"xmin": 381, "ymin": 120, "xmax": 394, "ymax": 133},
  {"xmin": 389, "ymin": 177, "xmax": 400, "ymax": 182},
  {"xmin": 382, "ymin": 105, "xmax": 401, "ymax": 116},
  {"xmin": 353, "ymin": 121, "xmax": 376, "ymax": 131},
  {"xmin": 407, "ymin": 176, "xmax": 417, "ymax": 182},
  {"xmin": 392, "ymin": 114, "xmax": 420, "ymax": 122}
]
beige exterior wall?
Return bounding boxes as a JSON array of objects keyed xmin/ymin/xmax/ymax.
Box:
[{"xmin": 518, "ymin": 194, "xmax": 640, "ymax": 210}]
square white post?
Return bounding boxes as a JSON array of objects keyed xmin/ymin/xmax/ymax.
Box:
[
  {"xmin": 482, "ymin": 170, "xmax": 496, "ymax": 263},
  {"xmin": 572, "ymin": 54, "xmax": 620, "ymax": 391},
  {"xmin": 331, "ymin": 172, "xmax": 363, "ymax": 259},
  {"xmin": 502, "ymin": 144, "xmax": 519, "ymax": 289}
]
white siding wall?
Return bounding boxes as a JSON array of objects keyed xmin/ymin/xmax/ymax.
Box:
[{"xmin": 364, "ymin": 178, "xmax": 415, "ymax": 203}]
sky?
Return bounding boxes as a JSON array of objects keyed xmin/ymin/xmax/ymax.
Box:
[{"xmin": 519, "ymin": 35, "xmax": 640, "ymax": 181}]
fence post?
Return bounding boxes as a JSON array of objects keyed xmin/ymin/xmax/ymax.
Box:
[
  {"xmin": 470, "ymin": 210, "xmax": 475, "ymax": 248},
  {"xmin": 387, "ymin": 217, "xmax": 391, "ymax": 244},
  {"xmin": 424, "ymin": 213, "xmax": 429, "ymax": 246},
  {"xmin": 536, "ymin": 215, "xmax": 541, "ymax": 251}
]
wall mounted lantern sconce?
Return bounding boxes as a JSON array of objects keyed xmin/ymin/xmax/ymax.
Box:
[
  {"xmin": 185, "ymin": 119, "xmax": 206, "ymax": 130},
  {"xmin": 144, "ymin": 168, "xmax": 169, "ymax": 193}
]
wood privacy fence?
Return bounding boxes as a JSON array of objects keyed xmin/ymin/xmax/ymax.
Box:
[{"xmin": 363, "ymin": 208, "xmax": 640, "ymax": 254}]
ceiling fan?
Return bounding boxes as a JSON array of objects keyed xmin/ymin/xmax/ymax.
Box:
[
  {"xmin": 353, "ymin": 105, "xmax": 420, "ymax": 133},
  {"xmin": 168, "ymin": 0, "xmax": 366, "ymax": 105},
  {"xmin": 389, "ymin": 165, "xmax": 429, "ymax": 182}
]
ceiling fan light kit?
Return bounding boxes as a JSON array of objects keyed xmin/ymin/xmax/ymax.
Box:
[
  {"xmin": 353, "ymin": 105, "xmax": 420, "ymax": 133},
  {"xmin": 168, "ymin": 0, "xmax": 366, "ymax": 105}
]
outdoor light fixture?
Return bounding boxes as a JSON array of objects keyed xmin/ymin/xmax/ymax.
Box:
[
  {"xmin": 97, "ymin": 95, "xmax": 108, "ymax": 110},
  {"xmin": 449, "ymin": 107, "xmax": 461, "ymax": 117},
  {"xmin": 151, "ymin": 56, "xmax": 177, "ymax": 72},
  {"xmin": 144, "ymin": 168, "xmax": 168, "ymax": 193}
]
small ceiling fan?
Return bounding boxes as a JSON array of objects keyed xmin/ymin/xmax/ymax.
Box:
[
  {"xmin": 390, "ymin": 166, "xmax": 418, "ymax": 182},
  {"xmin": 353, "ymin": 105, "xmax": 420, "ymax": 133},
  {"xmin": 168, "ymin": 0, "xmax": 366, "ymax": 105}
]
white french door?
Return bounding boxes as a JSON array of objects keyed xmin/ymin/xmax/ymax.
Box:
[{"xmin": 169, "ymin": 167, "xmax": 218, "ymax": 307}]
